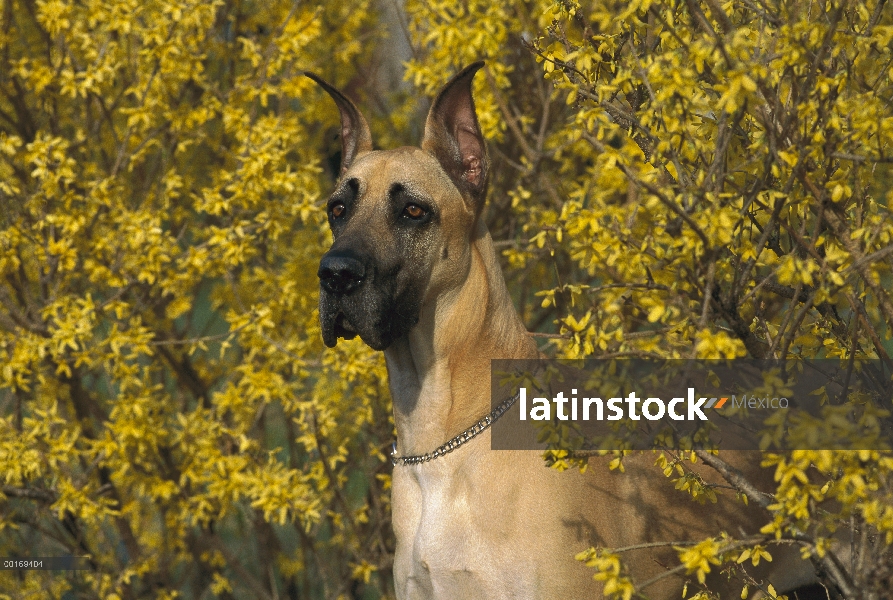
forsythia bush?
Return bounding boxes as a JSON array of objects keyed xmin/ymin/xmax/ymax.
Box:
[
  {"xmin": 1, "ymin": 0, "xmax": 891, "ymax": 598},
  {"xmin": 0, "ymin": 0, "xmax": 396, "ymax": 598},
  {"xmin": 406, "ymin": 0, "xmax": 893, "ymax": 597}
]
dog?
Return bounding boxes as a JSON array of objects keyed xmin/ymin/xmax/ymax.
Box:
[{"xmin": 308, "ymin": 63, "xmax": 821, "ymax": 599}]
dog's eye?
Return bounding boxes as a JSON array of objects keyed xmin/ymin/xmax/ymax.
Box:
[
  {"xmin": 402, "ymin": 204, "xmax": 426, "ymax": 219},
  {"xmin": 331, "ymin": 202, "xmax": 346, "ymax": 218}
]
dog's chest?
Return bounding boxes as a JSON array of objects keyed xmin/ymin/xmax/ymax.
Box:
[{"xmin": 391, "ymin": 459, "xmax": 541, "ymax": 599}]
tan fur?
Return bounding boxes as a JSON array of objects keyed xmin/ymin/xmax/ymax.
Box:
[{"xmin": 382, "ymin": 205, "xmax": 811, "ymax": 598}]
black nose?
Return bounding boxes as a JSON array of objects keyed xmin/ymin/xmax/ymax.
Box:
[{"xmin": 318, "ymin": 252, "xmax": 366, "ymax": 295}]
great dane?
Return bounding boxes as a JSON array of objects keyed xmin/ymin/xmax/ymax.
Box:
[{"xmin": 308, "ymin": 63, "xmax": 820, "ymax": 599}]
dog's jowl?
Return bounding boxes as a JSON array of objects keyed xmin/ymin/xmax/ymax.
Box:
[{"xmin": 308, "ymin": 63, "xmax": 818, "ymax": 600}]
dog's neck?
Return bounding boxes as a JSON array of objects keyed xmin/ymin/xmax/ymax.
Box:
[{"xmin": 384, "ymin": 220, "xmax": 538, "ymax": 456}]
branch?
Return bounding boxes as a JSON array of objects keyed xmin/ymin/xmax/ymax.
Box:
[
  {"xmin": 2, "ymin": 485, "xmax": 55, "ymax": 502},
  {"xmin": 694, "ymin": 450, "xmax": 771, "ymax": 509}
]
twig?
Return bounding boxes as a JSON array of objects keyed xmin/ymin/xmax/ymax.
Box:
[
  {"xmin": 527, "ymin": 331, "xmax": 566, "ymax": 339},
  {"xmin": 694, "ymin": 450, "xmax": 772, "ymax": 509}
]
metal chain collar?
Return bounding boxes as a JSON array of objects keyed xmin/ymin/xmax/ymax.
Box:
[{"xmin": 390, "ymin": 391, "xmax": 520, "ymax": 466}]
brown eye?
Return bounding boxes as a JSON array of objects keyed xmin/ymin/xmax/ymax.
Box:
[
  {"xmin": 403, "ymin": 204, "xmax": 425, "ymax": 219},
  {"xmin": 331, "ymin": 202, "xmax": 345, "ymax": 218}
]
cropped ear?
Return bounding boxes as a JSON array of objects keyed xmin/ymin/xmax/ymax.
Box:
[
  {"xmin": 421, "ymin": 61, "xmax": 489, "ymax": 211},
  {"xmin": 305, "ymin": 72, "xmax": 373, "ymax": 175}
]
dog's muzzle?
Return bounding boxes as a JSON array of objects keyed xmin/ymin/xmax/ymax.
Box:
[
  {"xmin": 318, "ymin": 248, "xmax": 375, "ymax": 348},
  {"xmin": 317, "ymin": 247, "xmax": 419, "ymax": 351}
]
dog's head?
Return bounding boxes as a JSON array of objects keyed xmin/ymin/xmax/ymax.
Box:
[{"xmin": 308, "ymin": 63, "xmax": 490, "ymax": 350}]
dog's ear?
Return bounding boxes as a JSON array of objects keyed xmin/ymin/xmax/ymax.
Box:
[
  {"xmin": 421, "ymin": 61, "xmax": 489, "ymax": 211},
  {"xmin": 305, "ymin": 73, "xmax": 373, "ymax": 175}
]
